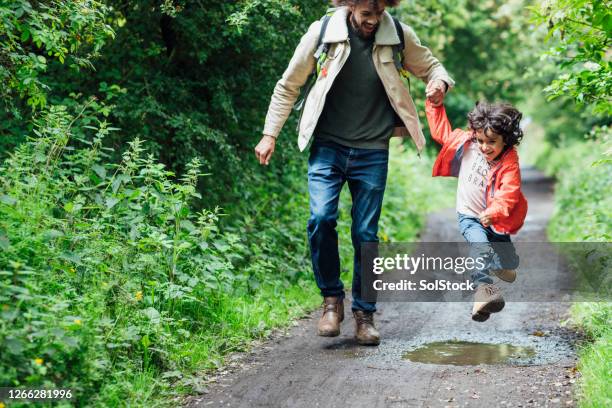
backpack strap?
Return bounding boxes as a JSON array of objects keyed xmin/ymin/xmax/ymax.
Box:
[
  {"xmin": 314, "ymin": 11, "xmax": 334, "ymax": 76},
  {"xmin": 318, "ymin": 13, "xmax": 332, "ymax": 49},
  {"xmin": 294, "ymin": 11, "xmax": 334, "ymax": 113},
  {"xmin": 392, "ymin": 17, "xmax": 404, "ymax": 51},
  {"xmin": 391, "ymin": 17, "xmax": 405, "ymax": 70},
  {"xmin": 391, "ymin": 16, "xmax": 411, "ymax": 88}
]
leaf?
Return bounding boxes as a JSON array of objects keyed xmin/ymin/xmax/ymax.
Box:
[
  {"xmin": 4, "ymin": 337, "xmax": 25, "ymax": 355},
  {"xmin": 0, "ymin": 195, "xmax": 17, "ymax": 206},
  {"xmin": 42, "ymin": 229, "xmax": 64, "ymax": 241},
  {"xmin": 59, "ymin": 251, "xmax": 82, "ymax": 265},
  {"xmin": 0, "ymin": 231, "xmax": 9, "ymax": 250},
  {"xmin": 180, "ymin": 220, "xmax": 196, "ymax": 232},
  {"xmin": 92, "ymin": 164, "xmax": 107, "ymax": 179},
  {"xmin": 213, "ymin": 240, "xmax": 230, "ymax": 252},
  {"xmin": 111, "ymin": 177, "xmax": 123, "ymax": 193},
  {"xmin": 105, "ymin": 197, "xmax": 120, "ymax": 209},
  {"xmin": 142, "ymin": 307, "xmax": 161, "ymax": 324},
  {"xmin": 161, "ymin": 370, "xmax": 183, "ymax": 379}
]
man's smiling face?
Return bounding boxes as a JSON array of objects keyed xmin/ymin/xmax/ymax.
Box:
[{"xmin": 349, "ymin": 0, "xmax": 386, "ymax": 39}]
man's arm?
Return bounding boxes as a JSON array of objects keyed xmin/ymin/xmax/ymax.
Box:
[
  {"xmin": 255, "ymin": 20, "xmax": 320, "ymax": 166},
  {"xmin": 399, "ymin": 22, "xmax": 455, "ymax": 104},
  {"xmin": 262, "ymin": 20, "xmax": 320, "ymax": 139}
]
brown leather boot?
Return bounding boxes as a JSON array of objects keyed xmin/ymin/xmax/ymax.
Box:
[
  {"xmin": 317, "ymin": 296, "xmax": 344, "ymax": 337},
  {"xmin": 472, "ymin": 283, "xmax": 505, "ymax": 322},
  {"xmin": 353, "ymin": 310, "xmax": 380, "ymax": 346}
]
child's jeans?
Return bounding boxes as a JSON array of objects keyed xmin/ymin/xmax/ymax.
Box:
[{"xmin": 457, "ymin": 213, "xmax": 520, "ymax": 287}]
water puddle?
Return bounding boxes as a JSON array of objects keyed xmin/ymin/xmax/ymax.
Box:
[{"xmin": 402, "ymin": 340, "xmax": 536, "ymax": 366}]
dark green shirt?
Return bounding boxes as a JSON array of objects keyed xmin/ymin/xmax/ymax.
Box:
[{"xmin": 313, "ymin": 20, "xmax": 396, "ymax": 150}]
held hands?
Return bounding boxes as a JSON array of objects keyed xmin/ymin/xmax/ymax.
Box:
[
  {"xmin": 425, "ymin": 79, "xmax": 447, "ymax": 107},
  {"xmin": 254, "ymin": 135, "xmax": 276, "ymax": 165},
  {"xmin": 479, "ymin": 212, "xmax": 493, "ymax": 228}
]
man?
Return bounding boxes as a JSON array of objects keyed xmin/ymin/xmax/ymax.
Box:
[{"xmin": 254, "ymin": 0, "xmax": 454, "ymax": 345}]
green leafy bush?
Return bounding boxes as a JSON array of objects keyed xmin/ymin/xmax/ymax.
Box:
[
  {"xmin": 0, "ymin": 100, "xmax": 315, "ymax": 404},
  {"xmin": 539, "ymin": 131, "xmax": 611, "ymax": 408},
  {"xmin": 539, "ymin": 129, "xmax": 611, "ymax": 242}
]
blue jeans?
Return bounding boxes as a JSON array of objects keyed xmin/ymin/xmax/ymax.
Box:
[
  {"xmin": 307, "ymin": 140, "xmax": 389, "ymax": 312},
  {"xmin": 457, "ymin": 213, "xmax": 519, "ymax": 287}
]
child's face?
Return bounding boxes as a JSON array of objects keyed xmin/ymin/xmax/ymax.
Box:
[{"xmin": 474, "ymin": 128, "xmax": 506, "ymax": 162}]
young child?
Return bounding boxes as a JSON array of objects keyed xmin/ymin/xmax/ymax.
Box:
[{"xmin": 425, "ymin": 99, "xmax": 528, "ymax": 322}]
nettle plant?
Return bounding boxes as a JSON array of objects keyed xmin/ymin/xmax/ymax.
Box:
[{"xmin": 0, "ymin": 100, "xmax": 238, "ymax": 392}]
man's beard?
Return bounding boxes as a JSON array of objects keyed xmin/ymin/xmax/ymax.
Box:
[{"xmin": 350, "ymin": 14, "xmax": 378, "ymax": 39}]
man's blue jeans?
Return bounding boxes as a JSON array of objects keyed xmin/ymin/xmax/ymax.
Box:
[
  {"xmin": 307, "ymin": 140, "xmax": 388, "ymax": 313},
  {"xmin": 457, "ymin": 213, "xmax": 520, "ymax": 287}
]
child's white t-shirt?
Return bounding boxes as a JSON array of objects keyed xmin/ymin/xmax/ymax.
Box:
[{"xmin": 456, "ymin": 143, "xmax": 493, "ymax": 217}]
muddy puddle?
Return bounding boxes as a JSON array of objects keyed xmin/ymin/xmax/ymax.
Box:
[{"xmin": 402, "ymin": 340, "xmax": 536, "ymax": 366}]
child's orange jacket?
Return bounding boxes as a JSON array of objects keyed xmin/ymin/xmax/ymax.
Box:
[{"xmin": 425, "ymin": 101, "xmax": 528, "ymax": 235}]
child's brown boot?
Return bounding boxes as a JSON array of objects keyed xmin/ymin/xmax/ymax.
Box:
[{"xmin": 472, "ymin": 283, "xmax": 505, "ymax": 322}]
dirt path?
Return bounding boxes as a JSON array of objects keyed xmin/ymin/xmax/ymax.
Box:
[{"xmin": 187, "ymin": 167, "xmax": 580, "ymax": 408}]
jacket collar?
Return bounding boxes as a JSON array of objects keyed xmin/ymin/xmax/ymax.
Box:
[{"xmin": 322, "ymin": 6, "xmax": 401, "ymax": 46}]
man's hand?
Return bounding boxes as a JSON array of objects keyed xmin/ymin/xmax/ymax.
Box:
[
  {"xmin": 479, "ymin": 212, "xmax": 493, "ymax": 228},
  {"xmin": 254, "ymin": 135, "xmax": 276, "ymax": 166},
  {"xmin": 426, "ymin": 79, "xmax": 447, "ymax": 107}
]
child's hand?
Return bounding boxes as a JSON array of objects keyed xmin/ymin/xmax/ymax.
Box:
[{"xmin": 479, "ymin": 212, "xmax": 493, "ymax": 227}]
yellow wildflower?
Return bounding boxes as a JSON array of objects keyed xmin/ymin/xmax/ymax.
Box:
[
  {"xmin": 34, "ymin": 358, "xmax": 44, "ymax": 365},
  {"xmin": 74, "ymin": 319, "xmax": 82, "ymax": 325},
  {"xmin": 135, "ymin": 291, "xmax": 143, "ymax": 301}
]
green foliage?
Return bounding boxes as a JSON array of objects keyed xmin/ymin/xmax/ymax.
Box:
[
  {"xmin": 397, "ymin": 0, "xmax": 543, "ymax": 130},
  {"xmin": 38, "ymin": 0, "xmax": 327, "ymax": 204},
  {"xmin": 542, "ymin": 135, "xmax": 611, "ymax": 408},
  {"xmin": 0, "ymin": 101, "xmax": 316, "ymax": 404},
  {"xmin": 0, "ymin": 0, "xmax": 114, "ymax": 111},
  {"xmin": 531, "ymin": 0, "xmax": 612, "ymax": 115},
  {"xmin": 570, "ymin": 302, "xmax": 612, "ymax": 408},
  {"xmin": 540, "ymin": 131, "xmax": 612, "ymax": 242}
]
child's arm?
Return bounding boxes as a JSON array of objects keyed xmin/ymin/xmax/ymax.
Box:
[
  {"xmin": 425, "ymin": 99, "xmax": 463, "ymax": 146},
  {"xmin": 480, "ymin": 164, "xmax": 522, "ymax": 224}
]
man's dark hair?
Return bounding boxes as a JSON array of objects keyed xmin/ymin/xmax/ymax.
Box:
[
  {"xmin": 467, "ymin": 101, "xmax": 524, "ymax": 147},
  {"xmin": 332, "ymin": 0, "xmax": 402, "ymax": 7}
]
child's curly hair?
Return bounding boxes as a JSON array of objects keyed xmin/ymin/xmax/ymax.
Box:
[{"xmin": 467, "ymin": 101, "xmax": 524, "ymax": 147}]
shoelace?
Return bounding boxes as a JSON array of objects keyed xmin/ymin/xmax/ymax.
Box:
[
  {"xmin": 482, "ymin": 284, "xmax": 500, "ymax": 296},
  {"xmin": 355, "ymin": 313, "xmax": 374, "ymax": 326}
]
